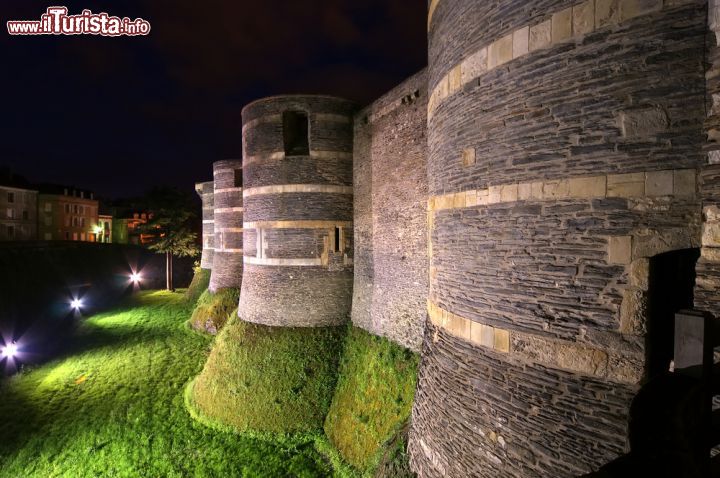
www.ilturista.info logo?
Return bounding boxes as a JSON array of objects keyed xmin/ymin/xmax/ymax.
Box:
[{"xmin": 7, "ymin": 7, "xmax": 151, "ymax": 36}]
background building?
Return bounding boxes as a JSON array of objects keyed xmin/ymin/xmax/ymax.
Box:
[
  {"xmin": 97, "ymin": 214, "xmax": 113, "ymax": 243},
  {"xmin": 38, "ymin": 186, "xmax": 99, "ymax": 242},
  {"xmin": 0, "ymin": 185, "xmax": 38, "ymax": 241}
]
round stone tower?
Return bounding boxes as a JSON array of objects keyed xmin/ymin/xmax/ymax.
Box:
[
  {"xmin": 195, "ymin": 181, "xmax": 215, "ymax": 270},
  {"xmin": 238, "ymin": 95, "xmax": 355, "ymax": 327},
  {"xmin": 411, "ymin": 1, "xmax": 707, "ymax": 477},
  {"xmin": 208, "ymin": 159, "xmax": 244, "ymax": 292}
]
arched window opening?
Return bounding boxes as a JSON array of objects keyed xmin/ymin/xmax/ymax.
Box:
[{"xmin": 283, "ymin": 111, "xmax": 309, "ymax": 156}]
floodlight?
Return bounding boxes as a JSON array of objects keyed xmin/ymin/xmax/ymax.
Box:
[{"xmin": 1, "ymin": 342, "xmax": 18, "ymax": 359}]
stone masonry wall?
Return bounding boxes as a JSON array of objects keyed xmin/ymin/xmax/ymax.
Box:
[
  {"xmin": 697, "ymin": 1, "xmax": 720, "ymax": 315},
  {"xmin": 209, "ymin": 160, "xmax": 244, "ymax": 292},
  {"xmin": 412, "ymin": 322, "xmax": 637, "ymax": 477},
  {"xmin": 411, "ymin": 1, "xmax": 708, "ymax": 477},
  {"xmin": 195, "ymin": 181, "xmax": 215, "ymax": 270},
  {"xmin": 351, "ymin": 70, "xmax": 429, "ymax": 352},
  {"xmin": 238, "ymin": 95, "xmax": 356, "ymax": 327}
]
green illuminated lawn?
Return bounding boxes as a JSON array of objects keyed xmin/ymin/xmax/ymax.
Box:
[{"xmin": 0, "ymin": 291, "xmax": 333, "ymax": 477}]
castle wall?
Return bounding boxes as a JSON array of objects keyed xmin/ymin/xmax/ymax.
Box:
[
  {"xmin": 238, "ymin": 96, "xmax": 356, "ymax": 327},
  {"xmin": 195, "ymin": 181, "xmax": 215, "ymax": 270},
  {"xmin": 410, "ymin": 1, "xmax": 707, "ymax": 476},
  {"xmin": 209, "ymin": 160, "xmax": 243, "ymax": 291},
  {"xmin": 697, "ymin": 0, "xmax": 720, "ymax": 315},
  {"xmin": 351, "ymin": 70, "xmax": 429, "ymax": 352}
]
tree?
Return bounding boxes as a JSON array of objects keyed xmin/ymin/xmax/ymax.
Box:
[{"xmin": 138, "ymin": 187, "xmax": 200, "ymax": 291}]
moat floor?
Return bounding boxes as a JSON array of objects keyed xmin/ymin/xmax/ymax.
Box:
[{"xmin": 0, "ymin": 291, "xmax": 333, "ymax": 477}]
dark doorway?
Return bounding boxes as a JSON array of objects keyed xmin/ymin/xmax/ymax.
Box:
[
  {"xmin": 283, "ymin": 111, "xmax": 309, "ymax": 156},
  {"xmin": 646, "ymin": 248, "xmax": 700, "ymax": 379}
]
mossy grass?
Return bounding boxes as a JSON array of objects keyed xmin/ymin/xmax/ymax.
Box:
[
  {"xmin": 324, "ymin": 326, "xmax": 419, "ymax": 474},
  {"xmin": 185, "ymin": 266, "xmax": 211, "ymax": 304},
  {"xmin": 0, "ymin": 291, "xmax": 333, "ymax": 477},
  {"xmin": 187, "ymin": 287, "xmax": 239, "ymax": 334},
  {"xmin": 190, "ymin": 314, "xmax": 346, "ymax": 435}
]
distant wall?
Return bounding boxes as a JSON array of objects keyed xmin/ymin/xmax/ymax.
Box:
[{"xmin": 352, "ymin": 70, "xmax": 429, "ymax": 352}]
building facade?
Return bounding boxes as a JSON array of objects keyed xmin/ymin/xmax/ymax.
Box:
[
  {"xmin": 0, "ymin": 185, "xmax": 38, "ymax": 241},
  {"xmin": 38, "ymin": 187, "xmax": 99, "ymax": 242},
  {"xmin": 97, "ymin": 214, "xmax": 113, "ymax": 243}
]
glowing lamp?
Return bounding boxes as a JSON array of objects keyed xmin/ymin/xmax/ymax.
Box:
[
  {"xmin": 130, "ymin": 272, "xmax": 142, "ymax": 283},
  {"xmin": 1, "ymin": 342, "xmax": 18, "ymax": 359},
  {"xmin": 71, "ymin": 298, "xmax": 83, "ymax": 309}
]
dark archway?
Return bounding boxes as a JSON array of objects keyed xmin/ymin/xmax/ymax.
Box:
[{"xmin": 646, "ymin": 248, "xmax": 701, "ymax": 379}]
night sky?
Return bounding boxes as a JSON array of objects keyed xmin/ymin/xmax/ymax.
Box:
[{"xmin": 0, "ymin": 1, "xmax": 426, "ymax": 199}]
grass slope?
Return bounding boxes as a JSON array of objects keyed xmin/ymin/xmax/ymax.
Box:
[
  {"xmin": 187, "ymin": 288, "xmax": 239, "ymax": 334},
  {"xmin": 189, "ymin": 315, "xmax": 345, "ymax": 435},
  {"xmin": 185, "ymin": 267, "xmax": 211, "ymax": 304},
  {"xmin": 0, "ymin": 291, "xmax": 332, "ymax": 477},
  {"xmin": 324, "ymin": 326, "xmax": 419, "ymax": 474}
]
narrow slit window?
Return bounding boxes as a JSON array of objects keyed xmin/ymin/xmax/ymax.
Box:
[
  {"xmin": 234, "ymin": 169, "xmax": 243, "ymax": 188},
  {"xmin": 334, "ymin": 226, "xmax": 341, "ymax": 252},
  {"xmin": 283, "ymin": 111, "xmax": 309, "ymax": 156}
]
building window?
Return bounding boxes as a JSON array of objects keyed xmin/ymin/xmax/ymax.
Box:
[
  {"xmin": 45, "ymin": 203, "xmax": 52, "ymax": 212},
  {"xmin": 81, "ymin": 218, "xmax": 86, "ymax": 227},
  {"xmin": 282, "ymin": 110, "xmax": 310, "ymax": 156},
  {"xmin": 234, "ymin": 169, "xmax": 243, "ymax": 188},
  {"xmin": 45, "ymin": 217, "xmax": 52, "ymax": 226},
  {"xmin": 72, "ymin": 232, "xmax": 78, "ymax": 241},
  {"xmin": 334, "ymin": 226, "xmax": 342, "ymax": 252},
  {"xmin": 44, "ymin": 233, "xmax": 52, "ymax": 241},
  {"xmin": 65, "ymin": 204, "xmax": 70, "ymax": 214},
  {"xmin": 7, "ymin": 192, "xmax": 14, "ymax": 203},
  {"xmin": 65, "ymin": 232, "xmax": 70, "ymax": 240},
  {"xmin": 22, "ymin": 210, "xmax": 28, "ymax": 220},
  {"xmin": 6, "ymin": 208, "xmax": 14, "ymax": 219},
  {"xmin": 73, "ymin": 205, "xmax": 78, "ymax": 214},
  {"xmin": 80, "ymin": 232, "xmax": 86, "ymax": 241},
  {"xmin": 7, "ymin": 226, "xmax": 14, "ymax": 238}
]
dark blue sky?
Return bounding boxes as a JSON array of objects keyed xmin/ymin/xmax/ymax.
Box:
[{"xmin": 0, "ymin": 1, "xmax": 426, "ymax": 198}]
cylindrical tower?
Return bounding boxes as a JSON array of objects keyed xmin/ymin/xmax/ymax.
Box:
[
  {"xmin": 238, "ymin": 95, "xmax": 356, "ymax": 327},
  {"xmin": 411, "ymin": 1, "xmax": 706, "ymax": 477},
  {"xmin": 195, "ymin": 181, "xmax": 215, "ymax": 270},
  {"xmin": 209, "ymin": 159, "xmax": 244, "ymax": 292}
]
